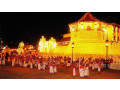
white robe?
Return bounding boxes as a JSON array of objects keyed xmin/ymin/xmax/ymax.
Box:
[
  {"xmin": 80, "ymin": 68, "xmax": 84, "ymax": 77},
  {"xmin": 103, "ymin": 63, "xmax": 106, "ymax": 68},
  {"xmin": 49, "ymin": 66, "xmax": 54, "ymax": 73},
  {"xmin": 54, "ymin": 66, "xmax": 57, "ymax": 73},
  {"xmin": 84, "ymin": 67, "xmax": 89, "ymax": 76},
  {"xmin": 98, "ymin": 66, "xmax": 101, "ymax": 72},
  {"xmin": 30, "ymin": 62, "xmax": 33, "ymax": 68},
  {"xmin": 2, "ymin": 59, "xmax": 5, "ymax": 65},
  {"xmin": 24, "ymin": 63, "xmax": 28, "ymax": 67},
  {"xmin": 94, "ymin": 63, "xmax": 98, "ymax": 69},
  {"xmin": 12, "ymin": 61, "xmax": 15, "ymax": 66},
  {"xmin": 20, "ymin": 61, "xmax": 23, "ymax": 67},
  {"xmin": 73, "ymin": 68, "xmax": 76, "ymax": 76},
  {"xmin": 35, "ymin": 62, "xmax": 38, "ymax": 67},
  {"xmin": 43, "ymin": 63, "xmax": 46, "ymax": 70}
]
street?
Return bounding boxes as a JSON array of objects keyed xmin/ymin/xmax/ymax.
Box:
[{"xmin": 0, "ymin": 63, "xmax": 120, "ymax": 79}]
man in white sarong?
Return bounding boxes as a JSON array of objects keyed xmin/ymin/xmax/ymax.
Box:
[
  {"xmin": 2, "ymin": 54, "xmax": 5, "ymax": 65},
  {"xmin": 43, "ymin": 61, "xmax": 46, "ymax": 70},
  {"xmin": 12, "ymin": 57, "xmax": 15, "ymax": 66},
  {"xmin": 73, "ymin": 64, "xmax": 76, "ymax": 76},
  {"xmin": 80, "ymin": 65, "xmax": 84, "ymax": 77},
  {"xmin": 54, "ymin": 64, "xmax": 57, "ymax": 73},
  {"xmin": 49, "ymin": 64, "xmax": 54, "ymax": 74},
  {"xmin": 84, "ymin": 64, "xmax": 89, "ymax": 77}
]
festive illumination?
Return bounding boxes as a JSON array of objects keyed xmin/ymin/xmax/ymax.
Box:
[
  {"xmin": 52, "ymin": 12, "xmax": 120, "ymax": 59},
  {"xmin": 19, "ymin": 41, "xmax": 24, "ymax": 48},
  {"xmin": 2, "ymin": 45, "xmax": 11, "ymax": 54},
  {"xmin": 17, "ymin": 41, "xmax": 24, "ymax": 55},
  {"xmin": 38, "ymin": 36, "xmax": 57, "ymax": 53}
]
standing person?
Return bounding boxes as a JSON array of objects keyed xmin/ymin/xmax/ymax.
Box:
[
  {"xmin": 98, "ymin": 61, "xmax": 101, "ymax": 72},
  {"xmin": 49, "ymin": 63, "xmax": 54, "ymax": 74},
  {"xmin": 37, "ymin": 58, "xmax": 41, "ymax": 70},
  {"xmin": 54, "ymin": 63, "xmax": 57, "ymax": 73},
  {"xmin": 94, "ymin": 58, "xmax": 98, "ymax": 69},
  {"xmin": 73, "ymin": 62, "xmax": 77, "ymax": 76},
  {"xmin": 42, "ymin": 60, "xmax": 46, "ymax": 70},
  {"xmin": 2, "ymin": 53, "xmax": 6, "ymax": 65},
  {"xmin": 79, "ymin": 65, "xmax": 84, "ymax": 78},
  {"xmin": 12, "ymin": 56, "xmax": 15, "ymax": 66},
  {"xmin": 84, "ymin": 64, "xmax": 89, "ymax": 77}
]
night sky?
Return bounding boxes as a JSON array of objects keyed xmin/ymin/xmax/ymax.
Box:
[{"xmin": 0, "ymin": 12, "xmax": 120, "ymax": 48}]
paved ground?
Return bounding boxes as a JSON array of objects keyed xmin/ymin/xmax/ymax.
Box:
[{"xmin": 0, "ymin": 63, "xmax": 120, "ymax": 79}]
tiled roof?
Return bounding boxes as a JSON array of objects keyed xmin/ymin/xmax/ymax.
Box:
[{"xmin": 78, "ymin": 12, "xmax": 99, "ymax": 22}]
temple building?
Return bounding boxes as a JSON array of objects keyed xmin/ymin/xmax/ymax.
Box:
[
  {"xmin": 38, "ymin": 36, "xmax": 57, "ymax": 53},
  {"xmin": 39, "ymin": 12, "xmax": 120, "ymax": 59}
]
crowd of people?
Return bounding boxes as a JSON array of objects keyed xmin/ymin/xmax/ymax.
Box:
[{"xmin": 0, "ymin": 52, "xmax": 114, "ymax": 78}]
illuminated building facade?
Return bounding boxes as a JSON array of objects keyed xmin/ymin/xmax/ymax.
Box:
[
  {"xmin": 39, "ymin": 12, "xmax": 120, "ymax": 59},
  {"xmin": 38, "ymin": 36, "xmax": 56, "ymax": 53}
]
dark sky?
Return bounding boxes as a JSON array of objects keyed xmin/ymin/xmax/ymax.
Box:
[{"xmin": 0, "ymin": 12, "xmax": 120, "ymax": 48}]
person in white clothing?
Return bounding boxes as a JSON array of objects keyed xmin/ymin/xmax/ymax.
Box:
[
  {"xmin": 79, "ymin": 65, "xmax": 84, "ymax": 77},
  {"xmin": 49, "ymin": 64, "xmax": 54, "ymax": 74},
  {"xmin": 2, "ymin": 54, "xmax": 5, "ymax": 65},
  {"xmin": 84, "ymin": 64, "xmax": 89, "ymax": 77},
  {"xmin": 42, "ymin": 61, "xmax": 46, "ymax": 70},
  {"xmin": 54, "ymin": 64, "xmax": 57, "ymax": 73}
]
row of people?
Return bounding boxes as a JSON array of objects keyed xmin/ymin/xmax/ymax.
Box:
[
  {"xmin": 72, "ymin": 57, "xmax": 113, "ymax": 77},
  {"xmin": 0, "ymin": 52, "xmax": 114, "ymax": 77}
]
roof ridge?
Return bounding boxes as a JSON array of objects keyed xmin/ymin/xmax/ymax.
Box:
[{"xmin": 79, "ymin": 12, "xmax": 99, "ymax": 22}]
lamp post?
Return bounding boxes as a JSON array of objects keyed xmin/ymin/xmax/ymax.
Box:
[
  {"xmin": 105, "ymin": 39, "xmax": 109, "ymax": 60},
  {"xmin": 72, "ymin": 42, "xmax": 74, "ymax": 63}
]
